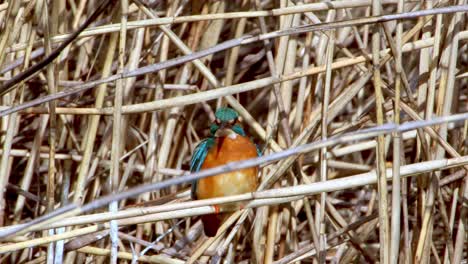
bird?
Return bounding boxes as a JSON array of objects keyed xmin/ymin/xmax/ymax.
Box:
[{"xmin": 190, "ymin": 107, "xmax": 260, "ymax": 237}]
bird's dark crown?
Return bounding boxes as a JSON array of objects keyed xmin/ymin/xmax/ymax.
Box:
[
  {"xmin": 214, "ymin": 107, "xmax": 239, "ymax": 125},
  {"xmin": 209, "ymin": 107, "xmax": 245, "ymax": 137}
]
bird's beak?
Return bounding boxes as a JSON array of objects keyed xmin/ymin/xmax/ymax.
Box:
[{"xmin": 215, "ymin": 127, "xmax": 234, "ymax": 137}]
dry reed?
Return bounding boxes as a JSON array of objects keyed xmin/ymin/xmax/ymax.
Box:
[{"xmin": 0, "ymin": 0, "xmax": 466, "ymax": 263}]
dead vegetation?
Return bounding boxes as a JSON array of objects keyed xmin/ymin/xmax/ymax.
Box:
[{"xmin": 0, "ymin": 0, "xmax": 467, "ymax": 263}]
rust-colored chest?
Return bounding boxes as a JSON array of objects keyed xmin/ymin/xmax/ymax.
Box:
[{"xmin": 195, "ymin": 134, "xmax": 258, "ymax": 200}]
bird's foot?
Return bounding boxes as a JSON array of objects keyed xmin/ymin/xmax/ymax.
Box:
[{"xmin": 213, "ymin": 204, "xmax": 220, "ymax": 214}]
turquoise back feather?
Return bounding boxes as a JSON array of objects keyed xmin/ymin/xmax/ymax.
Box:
[
  {"xmin": 190, "ymin": 138, "xmax": 214, "ymax": 172},
  {"xmin": 190, "ymin": 137, "xmax": 214, "ymax": 199}
]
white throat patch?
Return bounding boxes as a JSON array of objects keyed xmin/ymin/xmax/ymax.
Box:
[{"xmin": 228, "ymin": 132, "xmax": 238, "ymax": 139}]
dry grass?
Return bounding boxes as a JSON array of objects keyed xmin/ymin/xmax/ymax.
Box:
[{"xmin": 0, "ymin": 0, "xmax": 467, "ymax": 263}]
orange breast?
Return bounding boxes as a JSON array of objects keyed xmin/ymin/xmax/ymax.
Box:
[{"xmin": 196, "ymin": 134, "xmax": 258, "ymax": 199}]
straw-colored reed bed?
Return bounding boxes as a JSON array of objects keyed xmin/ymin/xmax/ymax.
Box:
[{"xmin": 0, "ymin": 0, "xmax": 467, "ymax": 263}]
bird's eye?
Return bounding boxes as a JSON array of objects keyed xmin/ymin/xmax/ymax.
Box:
[{"xmin": 215, "ymin": 119, "xmax": 221, "ymax": 125}]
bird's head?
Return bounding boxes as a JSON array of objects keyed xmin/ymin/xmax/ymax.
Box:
[{"xmin": 211, "ymin": 107, "xmax": 241, "ymax": 138}]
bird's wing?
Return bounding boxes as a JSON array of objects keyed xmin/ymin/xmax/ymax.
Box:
[
  {"xmin": 256, "ymin": 144, "xmax": 263, "ymax": 157},
  {"xmin": 190, "ymin": 137, "xmax": 214, "ymax": 199}
]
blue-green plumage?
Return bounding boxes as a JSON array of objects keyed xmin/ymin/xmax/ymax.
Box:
[
  {"xmin": 255, "ymin": 144, "xmax": 263, "ymax": 157},
  {"xmin": 190, "ymin": 138, "xmax": 214, "ymax": 172},
  {"xmin": 209, "ymin": 124, "xmax": 219, "ymax": 135},
  {"xmin": 232, "ymin": 124, "xmax": 245, "ymax": 136},
  {"xmin": 215, "ymin": 107, "xmax": 238, "ymax": 122},
  {"xmin": 190, "ymin": 137, "xmax": 214, "ymax": 199}
]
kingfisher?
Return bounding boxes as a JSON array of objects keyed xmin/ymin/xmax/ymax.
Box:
[{"xmin": 190, "ymin": 107, "xmax": 260, "ymax": 237}]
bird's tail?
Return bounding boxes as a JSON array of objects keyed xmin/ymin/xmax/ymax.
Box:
[{"xmin": 201, "ymin": 214, "xmax": 225, "ymax": 237}]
